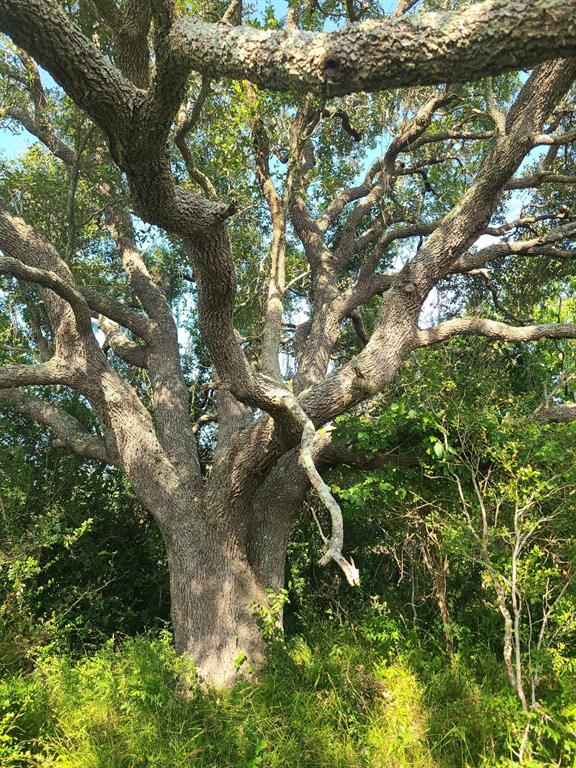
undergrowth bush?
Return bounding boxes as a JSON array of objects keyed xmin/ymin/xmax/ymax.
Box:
[{"xmin": 2, "ymin": 624, "xmax": 574, "ymax": 768}]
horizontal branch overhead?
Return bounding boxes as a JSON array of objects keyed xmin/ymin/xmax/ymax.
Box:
[
  {"xmin": 416, "ymin": 318, "xmax": 576, "ymax": 347},
  {"xmin": 2, "ymin": 0, "xmax": 576, "ymax": 109},
  {"xmin": 169, "ymin": 0, "xmax": 576, "ymax": 95}
]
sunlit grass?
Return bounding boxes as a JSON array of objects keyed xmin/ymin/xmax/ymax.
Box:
[{"xmin": 0, "ymin": 626, "xmax": 573, "ymax": 767}]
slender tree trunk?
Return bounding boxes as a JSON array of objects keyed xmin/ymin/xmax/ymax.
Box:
[{"xmin": 422, "ymin": 543, "xmax": 454, "ymax": 655}]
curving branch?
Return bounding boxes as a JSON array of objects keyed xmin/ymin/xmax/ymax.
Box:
[
  {"xmin": 415, "ymin": 318, "xmax": 576, "ymax": 347},
  {"xmin": 348, "ymin": 309, "xmax": 369, "ymax": 346},
  {"xmin": 79, "ymin": 287, "xmax": 152, "ymax": 341},
  {"xmin": 0, "ymin": 209, "xmax": 97, "ymax": 347},
  {"xmin": 99, "ymin": 317, "xmax": 148, "ymax": 369},
  {"xmin": 1, "ymin": 105, "xmax": 76, "ymax": 165},
  {"xmin": 483, "ymin": 213, "xmax": 573, "ymax": 238},
  {"xmin": 279, "ymin": 392, "xmax": 360, "ymax": 586},
  {"xmin": 0, "ymin": 255, "xmax": 90, "ymax": 325},
  {"xmin": 0, "ymin": 389, "xmax": 114, "ymax": 463},
  {"xmin": 0, "ymin": 0, "xmax": 136, "ymax": 143},
  {"xmin": 506, "ymin": 172, "xmax": 576, "ymax": 190},
  {"xmin": 451, "ymin": 222, "xmax": 576, "ymax": 272}
]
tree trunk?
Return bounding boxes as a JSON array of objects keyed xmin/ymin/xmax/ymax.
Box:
[{"xmin": 162, "ymin": 504, "xmax": 289, "ymax": 688}]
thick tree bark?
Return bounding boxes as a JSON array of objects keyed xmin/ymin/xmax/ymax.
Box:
[
  {"xmin": 166, "ymin": 522, "xmax": 268, "ymax": 687},
  {"xmin": 160, "ymin": 478, "xmax": 302, "ymax": 686}
]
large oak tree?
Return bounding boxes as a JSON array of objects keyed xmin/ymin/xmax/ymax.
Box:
[{"xmin": 1, "ymin": 0, "xmax": 576, "ymax": 686}]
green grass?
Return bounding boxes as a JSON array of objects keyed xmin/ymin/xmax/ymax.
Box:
[{"xmin": 0, "ymin": 627, "xmax": 574, "ymax": 767}]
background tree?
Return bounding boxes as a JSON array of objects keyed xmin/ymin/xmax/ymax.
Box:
[{"xmin": 0, "ymin": 0, "xmax": 576, "ymax": 687}]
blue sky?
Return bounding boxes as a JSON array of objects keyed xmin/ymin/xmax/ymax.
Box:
[
  {"xmin": 1, "ymin": 123, "xmax": 33, "ymax": 159},
  {"xmin": 1, "ymin": 67, "xmax": 57, "ymax": 159}
]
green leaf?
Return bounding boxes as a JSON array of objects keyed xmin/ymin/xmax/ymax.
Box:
[{"xmin": 433, "ymin": 442, "xmax": 445, "ymax": 460}]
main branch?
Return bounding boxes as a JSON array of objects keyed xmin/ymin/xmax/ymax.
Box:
[{"xmin": 169, "ymin": 0, "xmax": 576, "ymax": 96}]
